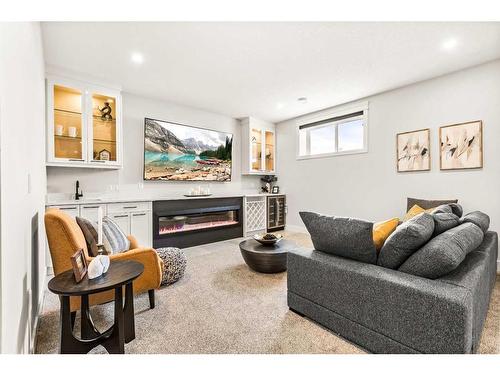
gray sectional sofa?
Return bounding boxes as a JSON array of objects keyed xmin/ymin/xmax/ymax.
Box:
[{"xmin": 287, "ymin": 231, "xmax": 498, "ymax": 353}]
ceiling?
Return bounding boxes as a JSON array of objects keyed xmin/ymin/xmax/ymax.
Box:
[{"xmin": 41, "ymin": 22, "xmax": 500, "ymax": 123}]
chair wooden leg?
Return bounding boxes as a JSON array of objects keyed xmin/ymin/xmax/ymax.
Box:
[{"xmin": 148, "ymin": 289, "xmax": 155, "ymax": 309}]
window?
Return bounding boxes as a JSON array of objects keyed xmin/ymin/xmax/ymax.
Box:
[{"xmin": 297, "ymin": 106, "xmax": 368, "ymax": 159}]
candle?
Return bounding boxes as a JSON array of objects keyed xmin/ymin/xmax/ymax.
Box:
[{"xmin": 97, "ymin": 206, "xmax": 103, "ymax": 245}]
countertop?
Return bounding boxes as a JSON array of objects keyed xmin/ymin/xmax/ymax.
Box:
[{"xmin": 45, "ymin": 192, "xmax": 283, "ymax": 206}]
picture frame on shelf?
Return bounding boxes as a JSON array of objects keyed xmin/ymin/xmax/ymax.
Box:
[
  {"xmin": 98, "ymin": 149, "xmax": 111, "ymax": 161},
  {"xmin": 71, "ymin": 249, "xmax": 88, "ymax": 283},
  {"xmin": 439, "ymin": 120, "xmax": 483, "ymax": 170}
]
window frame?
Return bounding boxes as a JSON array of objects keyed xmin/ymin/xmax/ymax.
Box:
[{"xmin": 296, "ymin": 103, "xmax": 369, "ymax": 160}]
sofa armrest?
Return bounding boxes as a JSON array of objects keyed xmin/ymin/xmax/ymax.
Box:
[
  {"xmin": 110, "ymin": 247, "xmax": 162, "ymax": 289},
  {"xmin": 127, "ymin": 235, "xmax": 140, "ymax": 250},
  {"xmin": 287, "ymin": 249, "xmax": 473, "ymax": 353}
]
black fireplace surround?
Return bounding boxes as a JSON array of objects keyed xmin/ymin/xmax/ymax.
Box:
[{"xmin": 153, "ymin": 197, "xmax": 243, "ymax": 248}]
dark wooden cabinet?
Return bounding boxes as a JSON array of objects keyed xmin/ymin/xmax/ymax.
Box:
[{"xmin": 267, "ymin": 195, "xmax": 286, "ymax": 231}]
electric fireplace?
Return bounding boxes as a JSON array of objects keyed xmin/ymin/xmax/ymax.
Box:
[{"xmin": 153, "ymin": 197, "xmax": 243, "ymax": 248}]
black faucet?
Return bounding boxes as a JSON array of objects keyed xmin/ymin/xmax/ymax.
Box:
[{"xmin": 75, "ymin": 180, "xmax": 83, "ymax": 200}]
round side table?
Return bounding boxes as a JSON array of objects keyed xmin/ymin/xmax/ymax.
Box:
[
  {"xmin": 48, "ymin": 260, "xmax": 144, "ymax": 354},
  {"xmin": 239, "ymin": 239, "xmax": 297, "ymax": 273}
]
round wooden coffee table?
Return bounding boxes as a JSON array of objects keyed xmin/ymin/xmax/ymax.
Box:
[
  {"xmin": 239, "ymin": 239, "xmax": 296, "ymax": 273},
  {"xmin": 48, "ymin": 260, "xmax": 144, "ymax": 354}
]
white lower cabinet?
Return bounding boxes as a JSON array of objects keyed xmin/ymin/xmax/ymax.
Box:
[
  {"xmin": 80, "ymin": 204, "xmax": 107, "ymax": 222},
  {"xmin": 130, "ymin": 212, "xmax": 151, "ymax": 248}
]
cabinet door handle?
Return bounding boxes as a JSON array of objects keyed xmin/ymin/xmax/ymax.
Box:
[
  {"xmin": 91, "ymin": 160, "xmax": 106, "ymax": 163},
  {"xmin": 123, "ymin": 206, "xmax": 138, "ymax": 209},
  {"xmin": 60, "ymin": 206, "xmax": 77, "ymax": 210},
  {"xmin": 82, "ymin": 205, "xmax": 99, "ymax": 209},
  {"xmin": 113, "ymin": 214, "xmax": 128, "ymax": 218},
  {"xmin": 69, "ymin": 159, "xmax": 84, "ymax": 162},
  {"xmin": 132, "ymin": 213, "xmax": 146, "ymax": 217}
]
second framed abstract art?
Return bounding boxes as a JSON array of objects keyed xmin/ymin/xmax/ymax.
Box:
[
  {"xmin": 439, "ymin": 120, "xmax": 483, "ymax": 170},
  {"xmin": 396, "ymin": 128, "xmax": 430, "ymax": 172}
]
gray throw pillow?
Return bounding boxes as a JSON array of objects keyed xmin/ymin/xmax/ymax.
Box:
[
  {"xmin": 102, "ymin": 217, "xmax": 130, "ymax": 254},
  {"xmin": 432, "ymin": 212, "xmax": 460, "ymax": 236},
  {"xmin": 460, "ymin": 211, "xmax": 490, "ymax": 234},
  {"xmin": 299, "ymin": 211, "xmax": 376, "ymax": 264},
  {"xmin": 399, "ymin": 222, "xmax": 484, "ymax": 279},
  {"xmin": 76, "ymin": 216, "xmax": 99, "ymax": 257},
  {"xmin": 377, "ymin": 213, "xmax": 434, "ymax": 269},
  {"xmin": 432, "ymin": 203, "xmax": 463, "ymax": 217},
  {"xmin": 407, "ymin": 197, "xmax": 458, "ymax": 212}
]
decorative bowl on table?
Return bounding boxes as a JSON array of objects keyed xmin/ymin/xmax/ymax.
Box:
[{"xmin": 253, "ymin": 233, "xmax": 283, "ymax": 246}]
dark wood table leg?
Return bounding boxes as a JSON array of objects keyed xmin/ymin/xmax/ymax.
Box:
[
  {"xmin": 81, "ymin": 294, "xmax": 101, "ymax": 340},
  {"xmin": 103, "ymin": 286, "xmax": 125, "ymax": 354},
  {"xmin": 59, "ymin": 296, "xmax": 74, "ymax": 354},
  {"xmin": 124, "ymin": 282, "xmax": 136, "ymax": 343}
]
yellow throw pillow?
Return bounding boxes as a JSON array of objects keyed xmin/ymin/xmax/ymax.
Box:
[
  {"xmin": 403, "ymin": 204, "xmax": 437, "ymax": 222},
  {"xmin": 373, "ymin": 217, "xmax": 400, "ymax": 251}
]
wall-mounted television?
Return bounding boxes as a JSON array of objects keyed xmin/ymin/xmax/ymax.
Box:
[{"xmin": 143, "ymin": 118, "xmax": 233, "ymax": 181}]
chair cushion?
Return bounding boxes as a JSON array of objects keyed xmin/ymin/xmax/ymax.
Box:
[
  {"xmin": 378, "ymin": 212, "xmax": 434, "ymax": 269},
  {"xmin": 460, "ymin": 211, "xmax": 490, "ymax": 234},
  {"xmin": 76, "ymin": 216, "xmax": 99, "ymax": 257},
  {"xmin": 399, "ymin": 223, "xmax": 484, "ymax": 279},
  {"xmin": 407, "ymin": 197, "xmax": 458, "ymax": 211},
  {"xmin": 299, "ymin": 211, "xmax": 376, "ymax": 264},
  {"xmin": 102, "ymin": 217, "xmax": 130, "ymax": 254},
  {"xmin": 373, "ymin": 217, "xmax": 399, "ymax": 252}
]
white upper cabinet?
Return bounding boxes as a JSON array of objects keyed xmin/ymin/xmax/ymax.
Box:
[
  {"xmin": 46, "ymin": 76, "xmax": 122, "ymax": 168},
  {"xmin": 241, "ymin": 117, "xmax": 276, "ymax": 175}
]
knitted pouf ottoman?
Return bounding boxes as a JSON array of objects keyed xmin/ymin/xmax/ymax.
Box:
[{"xmin": 155, "ymin": 247, "xmax": 187, "ymax": 286}]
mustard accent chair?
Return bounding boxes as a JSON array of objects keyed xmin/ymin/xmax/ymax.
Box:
[{"xmin": 45, "ymin": 208, "xmax": 162, "ymax": 312}]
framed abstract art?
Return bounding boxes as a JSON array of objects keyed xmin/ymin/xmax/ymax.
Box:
[
  {"xmin": 439, "ymin": 120, "xmax": 483, "ymax": 170},
  {"xmin": 396, "ymin": 128, "xmax": 430, "ymax": 172}
]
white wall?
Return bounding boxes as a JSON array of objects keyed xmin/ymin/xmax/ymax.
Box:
[
  {"xmin": 47, "ymin": 92, "xmax": 261, "ymax": 196},
  {"xmin": 0, "ymin": 22, "xmax": 46, "ymax": 353},
  {"xmin": 277, "ymin": 60, "xmax": 500, "ymax": 238}
]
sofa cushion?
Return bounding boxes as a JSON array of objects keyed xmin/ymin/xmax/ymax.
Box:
[
  {"xmin": 76, "ymin": 216, "xmax": 99, "ymax": 257},
  {"xmin": 399, "ymin": 223, "xmax": 484, "ymax": 279},
  {"xmin": 407, "ymin": 197, "xmax": 458, "ymax": 212},
  {"xmin": 299, "ymin": 211, "xmax": 376, "ymax": 264},
  {"xmin": 432, "ymin": 212, "xmax": 460, "ymax": 236},
  {"xmin": 432, "ymin": 203, "xmax": 463, "ymax": 217},
  {"xmin": 378, "ymin": 213, "xmax": 434, "ymax": 269},
  {"xmin": 460, "ymin": 211, "xmax": 490, "ymax": 234},
  {"xmin": 373, "ymin": 217, "xmax": 399, "ymax": 252}
]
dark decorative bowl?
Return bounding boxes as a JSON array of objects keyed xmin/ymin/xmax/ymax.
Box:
[{"xmin": 253, "ymin": 233, "xmax": 283, "ymax": 246}]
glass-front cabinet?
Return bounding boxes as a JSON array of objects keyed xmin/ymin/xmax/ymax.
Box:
[
  {"xmin": 46, "ymin": 76, "xmax": 122, "ymax": 168},
  {"xmin": 242, "ymin": 117, "xmax": 276, "ymax": 174}
]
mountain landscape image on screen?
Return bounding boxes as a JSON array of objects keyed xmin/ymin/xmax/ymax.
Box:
[{"xmin": 144, "ymin": 118, "xmax": 233, "ymax": 181}]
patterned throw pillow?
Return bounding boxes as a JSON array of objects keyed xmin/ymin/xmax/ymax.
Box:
[
  {"xmin": 102, "ymin": 217, "xmax": 130, "ymax": 254},
  {"xmin": 76, "ymin": 216, "xmax": 99, "ymax": 257}
]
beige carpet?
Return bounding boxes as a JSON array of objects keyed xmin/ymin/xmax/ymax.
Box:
[{"xmin": 36, "ymin": 232, "xmax": 500, "ymax": 354}]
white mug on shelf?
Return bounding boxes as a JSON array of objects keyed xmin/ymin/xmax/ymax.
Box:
[
  {"xmin": 55, "ymin": 124, "xmax": 64, "ymax": 136},
  {"xmin": 68, "ymin": 127, "xmax": 77, "ymax": 137}
]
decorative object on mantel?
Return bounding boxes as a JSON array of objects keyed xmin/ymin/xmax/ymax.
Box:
[
  {"xmin": 87, "ymin": 254, "xmax": 111, "ymax": 279},
  {"xmin": 98, "ymin": 149, "xmax": 111, "ymax": 161},
  {"xmin": 97, "ymin": 102, "xmax": 113, "ymax": 121},
  {"xmin": 439, "ymin": 120, "xmax": 483, "ymax": 170},
  {"xmin": 271, "ymin": 185, "xmax": 280, "ymax": 194},
  {"xmin": 70, "ymin": 249, "xmax": 88, "ymax": 283},
  {"xmin": 261, "ymin": 175, "xmax": 277, "ymax": 193},
  {"xmin": 184, "ymin": 185, "xmax": 212, "ymax": 197},
  {"xmin": 396, "ymin": 128, "xmax": 430, "ymax": 172},
  {"xmin": 253, "ymin": 232, "xmax": 283, "ymax": 246}
]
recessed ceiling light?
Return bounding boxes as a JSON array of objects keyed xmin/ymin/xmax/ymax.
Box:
[
  {"xmin": 276, "ymin": 102, "xmax": 285, "ymax": 110},
  {"xmin": 442, "ymin": 38, "xmax": 458, "ymax": 51},
  {"xmin": 297, "ymin": 97, "xmax": 308, "ymax": 104},
  {"xmin": 131, "ymin": 52, "xmax": 144, "ymax": 64}
]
